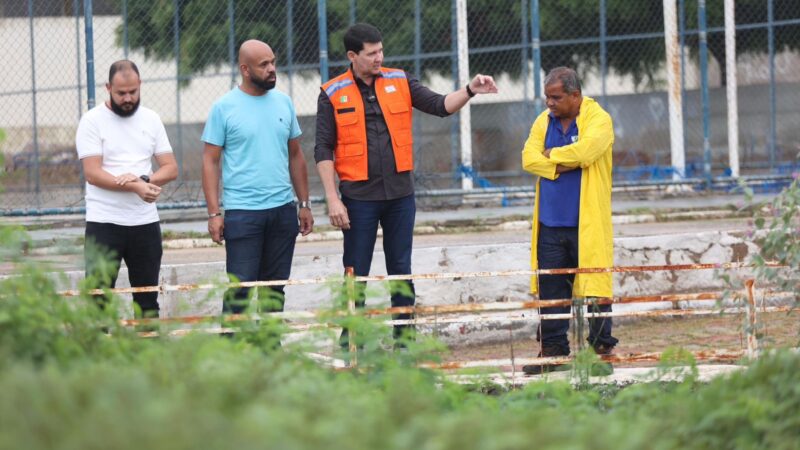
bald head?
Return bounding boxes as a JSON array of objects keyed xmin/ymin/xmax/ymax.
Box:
[
  {"xmin": 238, "ymin": 40, "xmax": 272, "ymax": 65},
  {"xmin": 238, "ymin": 39, "xmax": 277, "ymax": 94}
]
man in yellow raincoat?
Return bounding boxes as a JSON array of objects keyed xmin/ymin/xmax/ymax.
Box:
[{"xmin": 521, "ymin": 67, "xmax": 617, "ymax": 375}]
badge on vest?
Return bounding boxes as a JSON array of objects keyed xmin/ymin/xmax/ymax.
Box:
[
  {"xmin": 384, "ymin": 85, "xmax": 397, "ymax": 93},
  {"xmin": 571, "ymin": 135, "xmax": 579, "ymax": 143},
  {"xmin": 340, "ymin": 95, "xmax": 348, "ymax": 103}
]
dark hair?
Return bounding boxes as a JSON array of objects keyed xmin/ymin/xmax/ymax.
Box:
[
  {"xmin": 108, "ymin": 60, "xmax": 140, "ymax": 84},
  {"xmin": 544, "ymin": 67, "xmax": 581, "ymax": 94},
  {"xmin": 343, "ymin": 23, "xmax": 382, "ymax": 54}
]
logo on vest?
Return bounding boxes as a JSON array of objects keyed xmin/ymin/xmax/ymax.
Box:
[
  {"xmin": 384, "ymin": 85, "xmax": 397, "ymax": 93},
  {"xmin": 339, "ymin": 95, "xmax": 348, "ymax": 103},
  {"xmin": 571, "ymin": 135, "xmax": 579, "ymax": 143}
]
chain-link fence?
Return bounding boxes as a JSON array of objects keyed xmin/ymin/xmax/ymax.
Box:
[{"xmin": 2, "ymin": 0, "xmax": 799, "ymax": 213}]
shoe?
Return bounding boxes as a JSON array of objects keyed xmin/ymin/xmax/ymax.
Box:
[
  {"xmin": 522, "ymin": 346, "xmax": 570, "ymax": 376},
  {"xmin": 592, "ymin": 342, "xmax": 615, "ymax": 355}
]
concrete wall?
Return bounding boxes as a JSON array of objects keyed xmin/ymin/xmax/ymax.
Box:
[{"xmin": 47, "ymin": 229, "xmax": 774, "ymax": 345}]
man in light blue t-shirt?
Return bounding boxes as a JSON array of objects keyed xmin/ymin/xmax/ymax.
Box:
[{"xmin": 202, "ymin": 39, "xmax": 314, "ymax": 314}]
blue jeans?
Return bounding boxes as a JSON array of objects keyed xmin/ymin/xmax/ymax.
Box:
[
  {"xmin": 341, "ymin": 194, "xmax": 416, "ymax": 342},
  {"xmin": 223, "ymin": 203, "xmax": 299, "ymax": 314},
  {"xmin": 537, "ymin": 224, "xmax": 618, "ymax": 354}
]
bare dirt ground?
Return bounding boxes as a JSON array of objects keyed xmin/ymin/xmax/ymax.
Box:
[{"xmin": 445, "ymin": 312, "xmax": 799, "ymax": 366}]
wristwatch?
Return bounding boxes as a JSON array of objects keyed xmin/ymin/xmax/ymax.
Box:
[
  {"xmin": 139, "ymin": 174, "xmax": 150, "ymax": 183},
  {"xmin": 298, "ymin": 200, "xmax": 311, "ymax": 209}
]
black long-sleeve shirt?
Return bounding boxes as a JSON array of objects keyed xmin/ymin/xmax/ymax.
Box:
[{"xmin": 314, "ymin": 69, "xmax": 451, "ymax": 201}]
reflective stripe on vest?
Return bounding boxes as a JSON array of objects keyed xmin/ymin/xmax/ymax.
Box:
[{"xmin": 322, "ymin": 68, "xmax": 414, "ymax": 182}]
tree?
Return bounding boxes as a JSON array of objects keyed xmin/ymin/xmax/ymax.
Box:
[
  {"xmin": 680, "ymin": 0, "xmax": 800, "ymax": 86},
  {"xmin": 117, "ymin": 0, "xmax": 800, "ymax": 89}
]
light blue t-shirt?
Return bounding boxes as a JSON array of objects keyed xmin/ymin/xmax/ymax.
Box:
[{"xmin": 201, "ymin": 87, "xmax": 302, "ymax": 210}]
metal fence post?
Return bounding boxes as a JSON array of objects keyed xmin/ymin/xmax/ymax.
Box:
[
  {"xmin": 456, "ymin": 0, "xmax": 472, "ymax": 191},
  {"xmin": 767, "ymin": 0, "xmax": 777, "ymax": 171},
  {"xmin": 663, "ymin": 0, "xmax": 685, "ymax": 180},
  {"xmin": 74, "ymin": 0, "xmax": 83, "ymax": 120},
  {"xmin": 413, "ymin": 0, "xmax": 421, "ymax": 161},
  {"xmin": 349, "ymin": 0, "xmax": 356, "ymax": 26},
  {"xmin": 679, "ymin": 0, "xmax": 688, "ymax": 164},
  {"xmin": 83, "ymin": 0, "xmax": 96, "ymax": 109},
  {"xmin": 450, "ymin": 0, "xmax": 459, "ymax": 187},
  {"xmin": 599, "ymin": 0, "xmax": 607, "ymax": 106},
  {"xmin": 724, "ymin": 0, "xmax": 740, "ymax": 178},
  {"xmin": 520, "ymin": 0, "xmax": 529, "ymax": 110},
  {"xmin": 122, "ymin": 0, "xmax": 129, "ymax": 59},
  {"xmin": 28, "ymin": 0, "xmax": 40, "ymax": 203},
  {"xmin": 318, "ymin": 0, "xmax": 329, "ymax": 84},
  {"xmin": 287, "ymin": 0, "xmax": 295, "ymax": 98},
  {"xmin": 228, "ymin": 0, "xmax": 236, "ymax": 88},
  {"xmin": 173, "ymin": 0, "xmax": 184, "ymax": 181},
  {"xmin": 698, "ymin": 0, "xmax": 712, "ymax": 186},
  {"xmin": 530, "ymin": 0, "xmax": 542, "ymax": 115}
]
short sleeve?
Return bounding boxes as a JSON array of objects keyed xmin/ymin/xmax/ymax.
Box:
[
  {"xmin": 289, "ymin": 100, "xmax": 302, "ymax": 140},
  {"xmin": 201, "ymin": 103, "xmax": 226, "ymax": 147},
  {"xmin": 153, "ymin": 114, "xmax": 173, "ymax": 155},
  {"xmin": 75, "ymin": 114, "xmax": 102, "ymax": 159}
]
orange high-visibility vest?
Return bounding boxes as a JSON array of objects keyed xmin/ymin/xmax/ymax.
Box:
[{"xmin": 322, "ymin": 67, "xmax": 414, "ymax": 181}]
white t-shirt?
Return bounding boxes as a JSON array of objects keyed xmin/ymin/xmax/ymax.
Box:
[{"xmin": 75, "ymin": 104, "xmax": 173, "ymax": 226}]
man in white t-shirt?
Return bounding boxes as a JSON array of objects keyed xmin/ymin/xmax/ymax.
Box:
[{"xmin": 75, "ymin": 60, "xmax": 177, "ymax": 318}]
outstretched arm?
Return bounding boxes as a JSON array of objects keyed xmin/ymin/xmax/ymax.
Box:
[{"xmin": 444, "ymin": 74, "xmax": 499, "ymax": 114}]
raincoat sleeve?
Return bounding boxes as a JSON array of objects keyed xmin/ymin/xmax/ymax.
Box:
[
  {"xmin": 521, "ymin": 113, "xmax": 558, "ymax": 181},
  {"xmin": 548, "ymin": 107, "xmax": 613, "ymax": 169}
]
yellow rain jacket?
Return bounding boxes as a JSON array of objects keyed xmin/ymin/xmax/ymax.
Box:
[{"xmin": 521, "ymin": 96, "xmax": 614, "ymax": 298}]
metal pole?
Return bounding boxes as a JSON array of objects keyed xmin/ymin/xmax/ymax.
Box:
[
  {"xmin": 228, "ymin": 0, "xmax": 236, "ymax": 88},
  {"xmin": 349, "ymin": 0, "xmax": 356, "ymax": 25},
  {"xmin": 287, "ymin": 0, "xmax": 295, "ymax": 98},
  {"xmin": 122, "ymin": 0, "xmax": 129, "ymax": 58},
  {"xmin": 767, "ymin": 0, "xmax": 777, "ymax": 170},
  {"xmin": 413, "ymin": 0, "xmax": 421, "ymax": 159},
  {"xmin": 173, "ymin": 0, "xmax": 183, "ymax": 180},
  {"xmin": 599, "ymin": 0, "xmax": 607, "ymax": 105},
  {"xmin": 663, "ymin": 0, "xmax": 685, "ymax": 179},
  {"xmin": 450, "ymin": 0, "xmax": 459, "ymax": 187},
  {"xmin": 698, "ymin": 0, "xmax": 712, "ymax": 186},
  {"xmin": 724, "ymin": 0, "xmax": 739, "ymax": 178},
  {"xmin": 530, "ymin": 0, "xmax": 543, "ymax": 114},
  {"xmin": 456, "ymin": 0, "xmax": 473, "ymax": 191},
  {"xmin": 74, "ymin": 0, "xmax": 83, "ymax": 119},
  {"xmin": 84, "ymin": 0, "xmax": 96, "ymax": 110},
  {"xmin": 318, "ymin": 0, "xmax": 329, "ymax": 83},
  {"xmin": 28, "ymin": 0, "xmax": 40, "ymax": 202},
  {"xmin": 520, "ymin": 0, "xmax": 529, "ymax": 108},
  {"xmin": 679, "ymin": 0, "xmax": 688, "ymax": 163}
]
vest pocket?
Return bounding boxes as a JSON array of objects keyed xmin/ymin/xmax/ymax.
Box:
[{"xmin": 336, "ymin": 110, "xmax": 361, "ymax": 144}]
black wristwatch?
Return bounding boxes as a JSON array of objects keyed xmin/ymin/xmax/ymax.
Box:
[{"xmin": 139, "ymin": 174, "xmax": 151, "ymax": 183}]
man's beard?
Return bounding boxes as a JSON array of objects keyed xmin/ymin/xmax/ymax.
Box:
[
  {"xmin": 110, "ymin": 96, "xmax": 140, "ymax": 117},
  {"xmin": 252, "ymin": 73, "xmax": 277, "ymax": 92}
]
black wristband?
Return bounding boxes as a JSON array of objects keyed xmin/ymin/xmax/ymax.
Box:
[{"xmin": 465, "ymin": 84, "xmax": 476, "ymax": 98}]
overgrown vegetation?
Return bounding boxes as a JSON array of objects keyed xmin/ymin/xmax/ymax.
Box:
[{"xmin": 1, "ymin": 181, "xmax": 800, "ymax": 448}]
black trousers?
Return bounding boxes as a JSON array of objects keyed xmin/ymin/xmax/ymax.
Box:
[
  {"xmin": 85, "ymin": 221, "xmax": 162, "ymax": 316},
  {"xmin": 537, "ymin": 224, "xmax": 618, "ymax": 354}
]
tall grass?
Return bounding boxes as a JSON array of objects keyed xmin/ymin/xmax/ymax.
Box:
[{"xmin": 1, "ymin": 183, "xmax": 800, "ymax": 449}]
